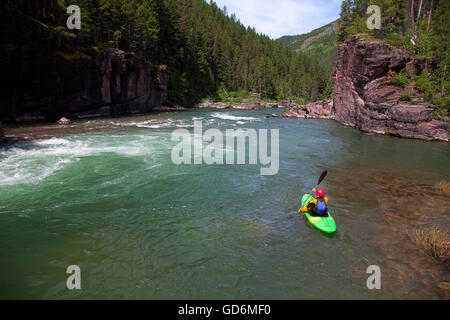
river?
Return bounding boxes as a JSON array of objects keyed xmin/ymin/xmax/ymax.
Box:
[{"xmin": 0, "ymin": 108, "xmax": 449, "ymax": 299}]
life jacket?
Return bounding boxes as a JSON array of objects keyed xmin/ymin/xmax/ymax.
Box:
[{"xmin": 312, "ymin": 197, "xmax": 327, "ymax": 215}]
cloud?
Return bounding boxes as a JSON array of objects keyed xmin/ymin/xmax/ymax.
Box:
[{"xmin": 213, "ymin": 0, "xmax": 341, "ymax": 39}]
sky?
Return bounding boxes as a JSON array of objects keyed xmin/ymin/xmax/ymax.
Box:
[{"xmin": 213, "ymin": 0, "xmax": 342, "ymax": 39}]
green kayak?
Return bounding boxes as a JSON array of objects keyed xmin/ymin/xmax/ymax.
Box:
[{"xmin": 300, "ymin": 194, "xmax": 336, "ymax": 234}]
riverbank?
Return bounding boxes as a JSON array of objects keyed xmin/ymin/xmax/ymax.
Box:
[
  {"xmin": 0, "ymin": 101, "xmax": 283, "ymax": 144},
  {"xmin": 195, "ymin": 96, "xmax": 449, "ymax": 142},
  {"xmin": 282, "ymin": 99, "xmax": 450, "ymax": 142},
  {"xmin": 192, "ymin": 100, "xmax": 286, "ymax": 110}
]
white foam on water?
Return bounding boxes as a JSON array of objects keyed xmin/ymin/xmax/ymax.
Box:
[
  {"xmin": 112, "ymin": 118, "xmax": 194, "ymax": 129},
  {"xmin": 211, "ymin": 112, "xmax": 259, "ymax": 121},
  {"xmin": 34, "ymin": 138, "xmax": 71, "ymax": 146},
  {"xmin": 0, "ymin": 134, "xmax": 160, "ymax": 185},
  {"xmin": 0, "ymin": 155, "xmax": 72, "ymax": 185},
  {"xmin": 111, "ymin": 120, "xmax": 158, "ymax": 127},
  {"xmin": 136, "ymin": 123, "xmax": 166, "ymax": 129}
]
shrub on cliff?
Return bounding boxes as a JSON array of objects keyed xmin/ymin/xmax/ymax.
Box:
[
  {"xmin": 431, "ymin": 96, "xmax": 450, "ymax": 110},
  {"xmin": 399, "ymin": 90, "xmax": 413, "ymax": 102},
  {"xmin": 415, "ymin": 69, "xmax": 435, "ymax": 98},
  {"xmin": 395, "ymin": 72, "xmax": 409, "ymax": 87},
  {"xmin": 414, "ymin": 69, "xmax": 449, "ymax": 120},
  {"xmin": 432, "ymin": 95, "xmax": 449, "ymax": 120},
  {"xmin": 434, "ymin": 107, "xmax": 448, "ymax": 121},
  {"xmin": 386, "ymin": 70, "xmax": 409, "ymax": 87}
]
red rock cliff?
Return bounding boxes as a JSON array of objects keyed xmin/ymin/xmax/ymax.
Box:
[
  {"xmin": 284, "ymin": 35, "xmax": 449, "ymax": 142},
  {"xmin": 332, "ymin": 35, "xmax": 449, "ymax": 141}
]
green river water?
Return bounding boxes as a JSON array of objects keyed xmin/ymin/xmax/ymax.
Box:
[{"xmin": 0, "ymin": 108, "xmax": 449, "ymax": 299}]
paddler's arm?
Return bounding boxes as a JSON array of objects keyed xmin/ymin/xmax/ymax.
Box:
[
  {"xmin": 298, "ymin": 206, "xmax": 307, "ymax": 213},
  {"xmin": 298, "ymin": 198, "xmax": 317, "ymax": 213}
]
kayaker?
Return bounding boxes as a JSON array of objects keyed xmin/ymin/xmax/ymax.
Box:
[{"xmin": 298, "ymin": 188, "xmax": 329, "ymax": 216}]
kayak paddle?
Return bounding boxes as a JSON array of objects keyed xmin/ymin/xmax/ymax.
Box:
[
  {"xmin": 299, "ymin": 170, "xmax": 328, "ymax": 213},
  {"xmin": 315, "ymin": 170, "xmax": 327, "ymax": 189}
]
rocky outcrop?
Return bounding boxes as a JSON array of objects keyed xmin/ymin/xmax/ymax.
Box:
[
  {"xmin": 284, "ymin": 35, "xmax": 449, "ymax": 142},
  {"xmin": 331, "ymin": 35, "xmax": 449, "ymax": 141},
  {"xmin": 151, "ymin": 65, "xmax": 169, "ymax": 107},
  {"xmin": 283, "ymin": 99, "xmax": 334, "ymax": 119},
  {"xmin": 0, "ymin": 121, "xmax": 4, "ymax": 142},
  {"xmin": 193, "ymin": 100, "xmax": 285, "ymax": 109},
  {"xmin": 0, "ymin": 47, "xmax": 169, "ymax": 123}
]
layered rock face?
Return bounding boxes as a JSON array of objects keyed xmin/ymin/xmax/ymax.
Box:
[
  {"xmin": 332, "ymin": 35, "xmax": 449, "ymax": 141},
  {"xmin": 284, "ymin": 35, "xmax": 449, "ymax": 141},
  {"xmin": 283, "ymin": 99, "xmax": 333, "ymax": 119},
  {"xmin": 0, "ymin": 121, "xmax": 4, "ymax": 142},
  {"xmin": 151, "ymin": 65, "xmax": 169, "ymax": 107},
  {"xmin": 0, "ymin": 47, "xmax": 168, "ymax": 122}
]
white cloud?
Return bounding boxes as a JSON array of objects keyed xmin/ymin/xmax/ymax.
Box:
[{"xmin": 213, "ymin": 0, "xmax": 341, "ymax": 39}]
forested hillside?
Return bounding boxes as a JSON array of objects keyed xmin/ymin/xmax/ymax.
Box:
[
  {"xmin": 337, "ymin": 0, "xmax": 449, "ymax": 115},
  {"xmin": 1, "ymin": 0, "xmax": 332, "ymax": 105},
  {"xmin": 277, "ymin": 20, "xmax": 338, "ymax": 75}
]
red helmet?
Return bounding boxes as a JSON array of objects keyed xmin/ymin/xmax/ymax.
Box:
[{"xmin": 315, "ymin": 189, "xmax": 325, "ymax": 197}]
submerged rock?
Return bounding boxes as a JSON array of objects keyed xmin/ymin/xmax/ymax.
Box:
[{"xmin": 239, "ymin": 220, "xmax": 273, "ymax": 241}]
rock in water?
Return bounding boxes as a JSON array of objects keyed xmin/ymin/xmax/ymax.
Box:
[{"xmin": 57, "ymin": 117, "xmax": 71, "ymax": 125}]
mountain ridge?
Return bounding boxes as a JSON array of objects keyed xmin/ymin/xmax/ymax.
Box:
[
  {"xmin": 276, "ymin": 20, "xmax": 338, "ymax": 72},
  {"xmin": 277, "ymin": 20, "xmax": 338, "ymax": 51}
]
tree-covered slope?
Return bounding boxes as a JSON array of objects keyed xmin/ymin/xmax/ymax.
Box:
[
  {"xmin": 1, "ymin": 0, "xmax": 333, "ymax": 105},
  {"xmin": 277, "ymin": 20, "xmax": 338, "ymax": 52},
  {"xmin": 277, "ymin": 20, "xmax": 338, "ymax": 72}
]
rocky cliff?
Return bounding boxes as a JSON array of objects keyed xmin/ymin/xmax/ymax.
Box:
[
  {"xmin": 0, "ymin": 47, "xmax": 168, "ymax": 123},
  {"xmin": 283, "ymin": 99, "xmax": 334, "ymax": 119},
  {"xmin": 332, "ymin": 35, "xmax": 448, "ymax": 141},
  {"xmin": 284, "ymin": 35, "xmax": 449, "ymax": 142},
  {"xmin": 0, "ymin": 121, "xmax": 3, "ymax": 142}
]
